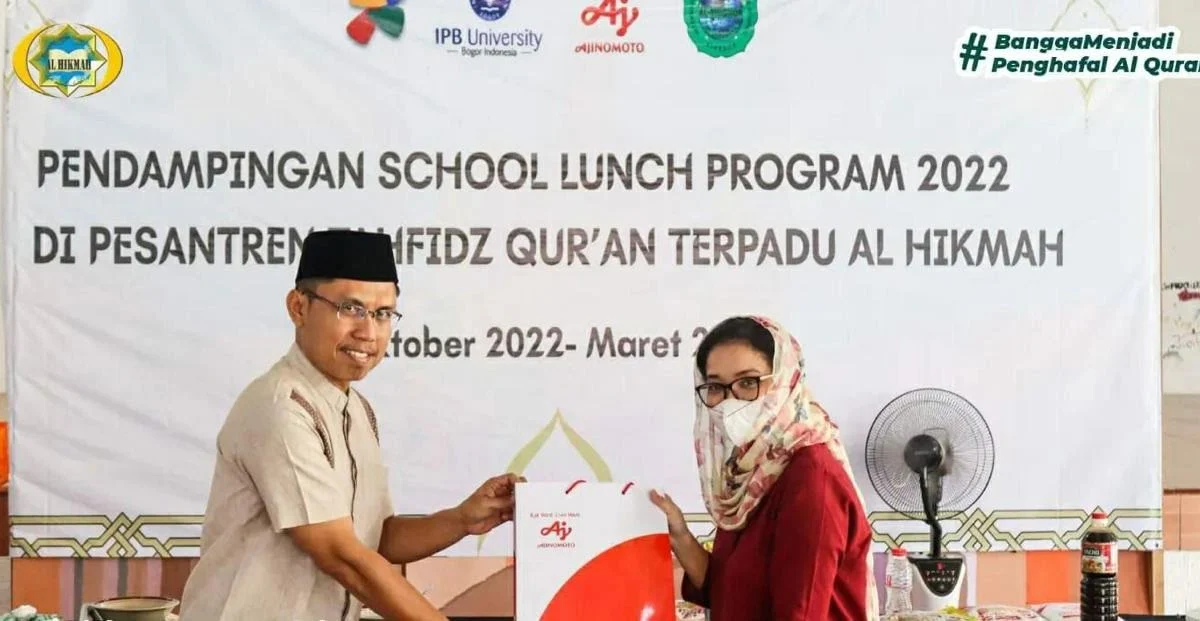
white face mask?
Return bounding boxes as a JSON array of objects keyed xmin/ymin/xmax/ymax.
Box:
[{"xmin": 711, "ymin": 398, "xmax": 767, "ymax": 448}]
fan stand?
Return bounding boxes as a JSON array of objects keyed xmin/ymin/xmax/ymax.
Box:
[
  {"xmin": 907, "ymin": 468, "xmax": 965, "ymax": 611},
  {"xmin": 865, "ymin": 389, "xmax": 995, "ymax": 615}
]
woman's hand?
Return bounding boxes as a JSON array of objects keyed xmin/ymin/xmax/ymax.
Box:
[
  {"xmin": 650, "ymin": 489, "xmax": 710, "ymax": 592},
  {"xmin": 649, "ymin": 489, "xmax": 689, "ymax": 541}
]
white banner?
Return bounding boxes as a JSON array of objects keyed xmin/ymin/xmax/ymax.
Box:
[{"xmin": 3, "ymin": 0, "xmax": 1161, "ymax": 558}]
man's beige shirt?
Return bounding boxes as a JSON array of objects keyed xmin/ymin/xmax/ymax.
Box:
[{"xmin": 180, "ymin": 344, "xmax": 394, "ymax": 621}]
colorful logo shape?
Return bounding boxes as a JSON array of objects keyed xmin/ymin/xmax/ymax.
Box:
[
  {"xmin": 347, "ymin": 0, "xmax": 407, "ymax": 45},
  {"xmin": 11, "ymin": 23, "xmax": 123, "ymax": 98},
  {"xmin": 683, "ymin": 0, "xmax": 757, "ymax": 58}
]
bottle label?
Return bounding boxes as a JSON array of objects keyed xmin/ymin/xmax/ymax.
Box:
[{"xmin": 1081, "ymin": 541, "xmax": 1118, "ymax": 574}]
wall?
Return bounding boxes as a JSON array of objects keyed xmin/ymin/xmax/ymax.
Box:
[
  {"xmin": 0, "ymin": 0, "xmax": 8, "ymax": 412},
  {"xmin": 1160, "ymin": 0, "xmax": 1200, "ymax": 614},
  {"xmin": 1161, "ymin": 0, "xmax": 1200, "ymax": 486},
  {"xmin": 0, "ymin": 1, "xmax": 10, "ymax": 613}
]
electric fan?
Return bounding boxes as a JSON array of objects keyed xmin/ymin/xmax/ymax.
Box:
[{"xmin": 864, "ymin": 388, "xmax": 995, "ymax": 611}]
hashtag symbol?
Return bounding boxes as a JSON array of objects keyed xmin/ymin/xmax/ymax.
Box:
[{"xmin": 959, "ymin": 32, "xmax": 987, "ymax": 71}]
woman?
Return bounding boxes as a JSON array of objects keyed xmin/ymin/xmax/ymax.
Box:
[{"xmin": 651, "ymin": 316, "xmax": 879, "ymax": 620}]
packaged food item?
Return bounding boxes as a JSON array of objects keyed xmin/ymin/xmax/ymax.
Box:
[
  {"xmin": 1, "ymin": 605, "xmax": 62, "ymax": 621},
  {"xmin": 972, "ymin": 605, "xmax": 1045, "ymax": 620},
  {"xmin": 1034, "ymin": 603, "xmax": 1081, "ymax": 621},
  {"xmin": 891, "ymin": 612, "xmax": 979, "ymax": 621},
  {"xmin": 675, "ymin": 600, "xmax": 707, "ymax": 621}
]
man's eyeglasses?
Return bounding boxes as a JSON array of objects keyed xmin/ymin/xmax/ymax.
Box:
[
  {"xmin": 695, "ymin": 375, "xmax": 772, "ymax": 408},
  {"xmin": 301, "ymin": 290, "xmax": 402, "ymax": 327}
]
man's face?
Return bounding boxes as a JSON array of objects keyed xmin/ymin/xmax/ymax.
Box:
[{"xmin": 287, "ymin": 278, "xmax": 398, "ymax": 391}]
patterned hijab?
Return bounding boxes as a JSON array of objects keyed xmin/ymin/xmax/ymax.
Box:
[{"xmin": 693, "ymin": 316, "xmax": 879, "ymax": 617}]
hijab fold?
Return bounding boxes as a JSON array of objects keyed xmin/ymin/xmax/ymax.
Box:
[{"xmin": 693, "ymin": 316, "xmax": 879, "ymax": 618}]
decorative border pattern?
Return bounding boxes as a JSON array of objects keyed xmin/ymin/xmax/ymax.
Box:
[
  {"xmin": 865, "ymin": 507, "xmax": 1161, "ymax": 551},
  {"xmin": 687, "ymin": 506, "xmax": 1162, "ymax": 553},
  {"xmin": 12, "ymin": 514, "xmax": 204, "ymax": 558},
  {"xmin": 11, "ymin": 506, "xmax": 1161, "ymax": 558}
]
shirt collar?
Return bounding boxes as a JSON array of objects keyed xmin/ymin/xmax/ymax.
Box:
[{"xmin": 285, "ymin": 343, "xmax": 350, "ymax": 413}]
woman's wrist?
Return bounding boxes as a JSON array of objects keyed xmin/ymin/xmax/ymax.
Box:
[{"xmin": 670, "ymin": 529, "xmax": 698, "ymax": 551}]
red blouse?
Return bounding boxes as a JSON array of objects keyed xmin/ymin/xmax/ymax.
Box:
[{"xmin": 681, "ymin": 443, "xmax": 874, "ymax": 620}]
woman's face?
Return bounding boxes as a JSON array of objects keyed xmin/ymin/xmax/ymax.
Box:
[{"xmin": 703, "ymin": 340, "xmax": 774, "ymax": 404}]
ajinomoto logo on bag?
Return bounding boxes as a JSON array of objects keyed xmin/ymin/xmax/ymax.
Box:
[
  {"xmin": 538, "ymin": 518, "xmax": 576, "ymax": 549},
  {"xmin": 12, "ymin": 23, "xmax": 124, "ymax": 98}
]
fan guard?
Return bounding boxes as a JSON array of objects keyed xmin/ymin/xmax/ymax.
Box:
[{"xmin": 864, "ymin": 388, "xmax": 995, "ymax": 522}]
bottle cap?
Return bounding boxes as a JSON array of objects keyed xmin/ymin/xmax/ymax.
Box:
[
  {"xmin": 890, "ymin": 547, "xmax": 906, "ymax": 556},
  {"xmin": 1091, "ymin": 510, "xmax": 1108, "ymax": 520}
]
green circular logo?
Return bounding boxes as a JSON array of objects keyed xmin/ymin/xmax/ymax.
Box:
[{"xmin": 684, "ymin": 0, "xmax": 758, "ymax": 58}]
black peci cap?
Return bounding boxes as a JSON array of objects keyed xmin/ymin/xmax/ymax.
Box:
[{"xmin": 295, "ymin": 230, "xmax": 398, "ymax": 285}]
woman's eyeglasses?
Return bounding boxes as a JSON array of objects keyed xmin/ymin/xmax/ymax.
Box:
[{"xmin": 695, "ymin": 375, "xmax": 771, "ymax": 407}]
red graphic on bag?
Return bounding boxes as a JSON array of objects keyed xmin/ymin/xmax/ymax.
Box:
[{"xmin": 541, "ymin": 534, "xmax": 674, "ymax": 620}]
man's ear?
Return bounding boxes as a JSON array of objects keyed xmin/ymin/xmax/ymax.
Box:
[{"xmin": 286, "ymin": 289, "xmax": 306, "ymax": 327}]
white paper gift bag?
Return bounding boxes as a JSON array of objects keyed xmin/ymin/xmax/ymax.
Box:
[{"xmin": 514, "ymin": 480, "xmax": 676, "ymax": 621}]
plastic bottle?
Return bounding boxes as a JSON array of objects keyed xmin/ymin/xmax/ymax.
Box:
[
  {"xmin": 884, "ymin": 547, "xmax": 913, "ymax": 615},
  {"xmin": 1080, "ymin": 510, "xmax": 1119, "ymax": 621}
]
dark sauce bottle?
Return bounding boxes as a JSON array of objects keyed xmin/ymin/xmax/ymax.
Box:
[{"xmin": 1080, "ymin": 510, "xmax": 1118, "ymax": 621}]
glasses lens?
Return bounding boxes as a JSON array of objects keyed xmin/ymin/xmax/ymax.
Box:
[
  {"xmin": 731, "ymin": 378, "xmax": 761, "ymax": 401},
  {"xmin": 697, "ymin": 384, "xmax": 726, "ymax": 407},
  {"xmin": 337, "ymin": 303, "xmax": 366, "ymax": 320}
]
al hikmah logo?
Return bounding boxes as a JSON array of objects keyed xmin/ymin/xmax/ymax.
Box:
[
  {"xmin": 347, "ymin": 0, "xmax": 407, "ymax": 45},
  {"xmin": 683, "ymin": 0, "xmax": 757, "ymax": 58},
  {"xmin": 11, "ymin": 23, "xmax": 123, "ymax": 98}
]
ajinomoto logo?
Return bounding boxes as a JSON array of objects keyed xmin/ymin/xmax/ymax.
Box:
[{"xmin": 12, "ymin": 23, "xmax": 123, "ymax": 98}]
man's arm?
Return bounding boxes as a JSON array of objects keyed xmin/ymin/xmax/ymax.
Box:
[
  {"xmin": 238, "ymin": 397, "xmax": 445, "ymax": 619},
  {"xmin": 288, "ymin": 518, "xmax": 445, "ymax": 621},
  {"xmin": 378, "ymin": 474, "xmax": 521, "ymax": 564},
  {"xmin": 377, "ymin": 508, "xmax": 467, "ymax": 564}
]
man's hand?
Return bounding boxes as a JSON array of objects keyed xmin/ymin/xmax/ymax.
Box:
[
  {"xmin": 455, "ymin": 473, "xmax": 525, "ymax": 535},
  {"xmin": 377, "ymin": 474, "xmax": 525, "ymax": 563}
]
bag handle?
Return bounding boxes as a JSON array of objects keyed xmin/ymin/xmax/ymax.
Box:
[{"xmin": 563, "ymin": 480, "xmax": 636, "ymax": 495}]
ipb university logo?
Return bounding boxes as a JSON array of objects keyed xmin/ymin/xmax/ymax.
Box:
[
  {"xmin": 12, "ymin": 23, "xmax": 123, "ymax": 98},
  {"xmin": 470, "ymin": 0, "xmax": 511, "ymax": 21},
  {"xmin": 435, "ymin": 0, "xmax": 543, "ymax": 57},
  {"xmin": 683, "ymin": 0, "xmax": 757, "ymax": 58}
]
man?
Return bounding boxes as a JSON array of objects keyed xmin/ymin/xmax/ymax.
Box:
[{"xmin": 180, "ymin": 230, "xmax": 519, "ymax": 621}]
